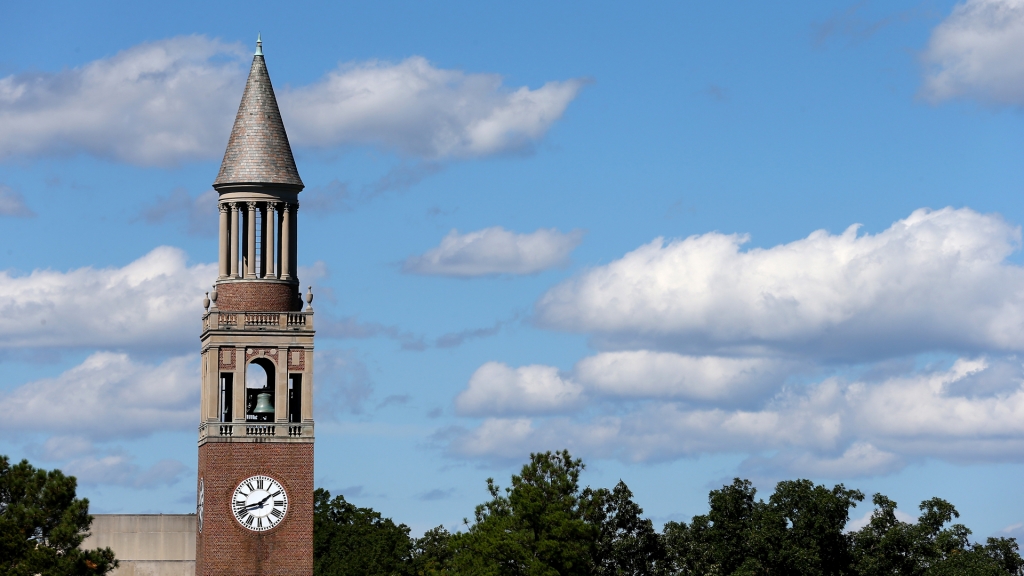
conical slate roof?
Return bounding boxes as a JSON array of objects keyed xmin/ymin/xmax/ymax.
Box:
[{"xmin": 213, "ymin": 44, "xmax": 303, "ymax": 189}]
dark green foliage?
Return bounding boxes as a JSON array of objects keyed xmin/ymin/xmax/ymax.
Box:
[
  {"xmin": 310, "ymin": 451, "xmax": 1024, "ymax": 576},
  {"xmin": 662, "ymin": 478, "xmax": 863, "ymax": 576},
  {"xmin": 0, "ymin": 455, "xmax": 117, "ymax": 576},
  {"xmin": 587, "ymin": 481, "xmax": 664, "ymax": 576},
  {"xmin": 313, "ymin": 488, "xmax": 413, "ymax": 576},
  {"xmin": 449, "ymin": 450, "xmax": 600, "ymax": 576},
  {"xmin": 408, "ymin": 526, "xmax": 454, "ymax": 576},
  {"xmin": 851, "ymin": 494, "xmax": 1024, "ymax": 576},
  {"xmin": 761, "ymin": 479, "xmax": 864, "ymax": 575}
]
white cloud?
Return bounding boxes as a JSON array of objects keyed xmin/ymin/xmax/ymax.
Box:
[
  {"xmin": 446, "ymin": 356, "xmax": 1024, "ymax": 475},
  {"xmin": 537, "ymin": 208, "xmax": 1024, "ymax": 361},
  {"xmin": 404, "ymin": 227, "xmax": 584, "ymax": 277},
  {"xmin": 846, "ymin": 506, "xmax": 919, "ymax": 532},
  {"xmin": 281, "ymin": 57, "xmax": 586, "ymax": 158},
  {"xmin": 0, "ymin": 37, "xmax": 584, "ymax": 165},
  {"xmin": 456, "ymin": 362, "xmax": 583, "ymax": 416},
  {"xmin": 922, "ymin": 0, "xmax": 1024, "ymax": 105},
  {"xmin": 0, "ymin": 246, "xmax": 215, "ymax": 350},
  {"xmin": 0, "ymin": 184, "xmax": 34, "ymax": 217},
  {"xmin": 0, "ymin": 36, "xmax": 246, "ymax": 165},
  {"xmin": 0, "ymin": 352, "xmax": 197, "ymax": 440},
  {"xmin": 576, "ymin": 351, "xmax": 791, "ymax": 403},
  {"xmin": 65, "ymin": 454, "xmax": 188, "ymax": 488}
]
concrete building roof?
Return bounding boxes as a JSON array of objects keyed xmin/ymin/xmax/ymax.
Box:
[{"xmin": 213, "ymin": 42, "xmax": 303, "ymax": 190}]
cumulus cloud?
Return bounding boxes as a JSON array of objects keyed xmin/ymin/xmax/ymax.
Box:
[
  {"xmin": 0, "ymin": 246, "xmax": 215, "ymax": 350},
  {"xmin": 576, "ymin": 351, "xmax": 792, "ymax": 404},
  {"xmin": 0, "ymin": 36, "xmax": 584, "ymax": 165},
  {"xmin": 456, "ymin": 362, "xmax": 584, "ymax": 416},
  {"xmin": 0, "ymin": 36, "xmax": 245, "ymax": 165},
  {"xmin": 404, "ymin": 227, "xmax": 584, "ymax": 277},
  {"xmin": 922, "ymin": 0, "xmax": 1024, "ymax": 105},
  {"xmin": 65, "ymin": 454, "xmax": 189, "ymax": 488},
  {"xmin": 445, "ymin": 208, "xmax": 1024, "ymax": 477},
  {"xmin": 537, "ymin": 207, "xmax": 1024, "ymax": 362},
  {"xmin": 281, "ymin": 57, "xmax": 586, "ymax": 158},
  {"xmin": 0, "ymin": 352, "xmax": 197, "ymax": 440},
  {"xmin": 0, "ymin": 184, "xmax": 35, "ymax": 217},
  {"xmin": 446, "ymin": 356, "xmax": 1024, "ymax": 475}
]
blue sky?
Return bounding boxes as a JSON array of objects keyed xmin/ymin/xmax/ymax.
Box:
[{"xmin": 4, "ymin": 0, "xmax": 1024, "ymax": 539}]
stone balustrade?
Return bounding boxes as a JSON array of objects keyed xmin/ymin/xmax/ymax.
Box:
[
  {"xmin": 202, "ymin": 310, "xmax": 313, "ymax": 332},
  {"xmin": 199, "ymin": 421, "xmax": 314, "ymax": 443}
]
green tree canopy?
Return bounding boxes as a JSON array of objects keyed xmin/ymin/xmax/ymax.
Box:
[
  {"xmin": 0, "ymin": 455, "xmax": 117, "ymax": 576},
  {"xmin": 450, "ymin": 450, "xmax": 600, "ymax": 576},
  {"xmin": 309, "ymin": 451, "xmax": 1024, "ymax": 576},
  {"xmin": 663, "ymin": 478, "xmax": 864, "ymax": 576},
  {"xmin": 313, "ymin": 488, "xmax": 413, "ymax": 576},
  {"xmin": 851, "ymin": 493, "xmax": 1024, "ymax": 576}
]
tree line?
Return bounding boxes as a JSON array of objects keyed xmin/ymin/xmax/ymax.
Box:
[
  {"xmin": 315, "ymin": 450, "xmax": 1024, "ymax": 576},
  {"xmin": 2, "ymin": 451, "xmax": 1021, "ymax": 576}
]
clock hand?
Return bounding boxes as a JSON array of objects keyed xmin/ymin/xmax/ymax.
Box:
[{"xmin": 243, "ymin": 492, "xmax": 275, "ymax": 510}]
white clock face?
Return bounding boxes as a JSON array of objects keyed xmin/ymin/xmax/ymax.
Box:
[
  {"xmin": 232, "ymin": 475, "xmax": 288, "ymax": 531},
  {"xmin": 197, "ymin": 478, "xmax": 204, "ymax": 533}
]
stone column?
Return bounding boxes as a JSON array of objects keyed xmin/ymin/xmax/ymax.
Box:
[
  {"xmin": 289, "ymin": 203, "xmax": 299, "ymax": 279},
  {"xmin": 277, "ymin": 347, "xmax": 288, "ymax": 422},
  {"xmin": 233, "ymin": 347, "xmax": 245, "ymax": 423},
  {"xmin": 218, "ymin": 204, "xmax": 230, "ymax": 279},
  {"xmin": 246, "ymin": 201, "xmax": 257, "ymax": 279},
  {"xmin": 266, "ymin": 203, "xmax": 277, "ymax": 278},
  {"xmin": 280, "ymin": 203, "xmax": 292, "ymax": 280},
  {"xmin": 259, "ymin": 203, "xmax": 268, "ymax": 278},
  {"xmin": 276, "ymin": 207, "xmax": 284, "ymax": 280},
  {"xmin": 229, "ymin": 203, "xmax": 240, "ymax": 278}
]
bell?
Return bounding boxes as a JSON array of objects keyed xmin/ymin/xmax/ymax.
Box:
[{"xmin": 253, "ymin": 393, "xmax": 275, "ymax": 414}]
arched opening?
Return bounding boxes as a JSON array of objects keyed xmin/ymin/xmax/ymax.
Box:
[{"xmin": 245, "ymin": 359, "xmax": 276, "ymax": 422}]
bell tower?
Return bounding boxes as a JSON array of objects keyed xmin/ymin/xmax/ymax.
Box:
[{"xmin": 195, "ymin": 35, "xmax": 314, "ymax": 576}]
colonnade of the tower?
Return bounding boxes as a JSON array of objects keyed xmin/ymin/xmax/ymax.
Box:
[{"xmin": 217, "ymin": 201, "xmax": 298, "ymax": 280}]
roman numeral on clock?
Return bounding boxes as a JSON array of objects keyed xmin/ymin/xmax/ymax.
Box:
[
  {"xmin": 245, "ymin": 515, "xmax": 254, "ymax": 526},
  {"xmin": 274, "ymin": 500, "xmax": 283, "ymax": 506},
  {"xmin": 257, "ymin": 478, "xmax": 264, "ymax": 489},
  {"xmin": 271, "ymin": 508, "xmax": 283, "ymax": 518}
]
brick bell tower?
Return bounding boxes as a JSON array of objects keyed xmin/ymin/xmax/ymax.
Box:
[{"xmin": 196, "ymin": 35, "xmax": 314, "ymax": 576}]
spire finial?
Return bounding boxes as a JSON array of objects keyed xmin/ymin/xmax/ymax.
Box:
[{"xmin": 255, "ymin": 33, "xmax": 263, "ymax": 56}]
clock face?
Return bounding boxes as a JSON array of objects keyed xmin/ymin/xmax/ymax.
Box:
[
  {"xmin": 232, "ymin": 475, "xmax": 288, "ymax": 532},
  {"xmin": 197, "ymin": 478, "xmax": 204, "ymax": 533}
]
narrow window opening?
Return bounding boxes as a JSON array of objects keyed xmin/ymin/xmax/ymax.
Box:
[
  {"xmin": 219, "ymin": 373, "xmax": 233, "ymax": 422},
  {"xmin": 288, "ymin": 374, "xmax": 302, "ymax": 423}
]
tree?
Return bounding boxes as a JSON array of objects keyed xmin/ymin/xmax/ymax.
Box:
[
  {"xmin": 408, "ymin": 525, "xmax": 454, "ymax": 576},
  {"xmin": 663, "ymin": 478, "xmax": 760, "ymax": 575},
  {"xmin": 0, "ymin": 455, "xmax": 117, "ymax": 576},
  {"xmin": 450, "ymin": 450, "xmax": 600, "ymax": 576},
  {"xmin": 313, "ymin": 489, "xmax": 413, "ymax": 576},
  {"xmin": 851, "ymin": 494, "xmax": 1024, "ymax": 576},
  {"xmin": 759, "ymin": 479, "xmax": 863, "ymax": 575},
  {"xmin": 663, "ymin": 478, "xmax": 863, "ymax": 576},
  {"xmin": 587, "ymin": 480, "xmax": 665, "ymax": 576}
]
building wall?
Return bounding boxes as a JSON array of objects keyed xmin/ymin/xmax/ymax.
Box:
[
  {"xmin": 195, "ymin": 442, "xmax": 314, "ymax": 576},
  {"xmin": 82, "ymin": 514, "xmax": 196, "ymax": 576}
]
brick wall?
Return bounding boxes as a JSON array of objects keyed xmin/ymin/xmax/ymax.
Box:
[
  {"xmin": 195, "ymin": 443, "xmax": 313, "ymax": 576},
  {"xmin": 216, "ymin": 282, "xmax": 300, "ymax": 312}
]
